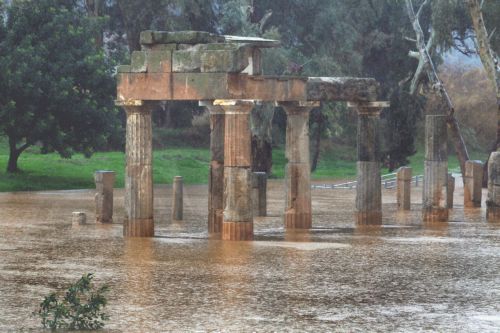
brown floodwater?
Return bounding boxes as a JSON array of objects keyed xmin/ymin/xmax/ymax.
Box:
[{"xmin": 1, "ymin": 180, "xmax": 500, "ymax": 332}]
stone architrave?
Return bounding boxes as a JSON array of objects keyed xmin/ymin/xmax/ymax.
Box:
[
  {"xmin": 172, "ymin": 176, "xmax": 183, "ymax": 220},
  {"xmin": 121, "ymin": 100, "xmax": 156, "ymax": 237},
  {"xmin": 201, "ymin": 102, "xmax": 225, "ymax": 235},
  {"xmin": 280, "ymin": 101, "xmax": 318, "ymax": 229},
  {"xmin": 349, "ymin": 101, "xmax": 389, "ymax": 224},
  {"xmin": 215, "ymin": 100, "xmax": 254, "ymax": 241},
  {"xmin": 422, "ymin": 114, "xmax": 449, "ymax": 222},
  {"xmin": 487, "ymin": 152, "xmax": 500, "ymax": 221},
  {"xmin": 94, "ymin": 170, "xmax": 115, "ymax": 223},
  {"xmin": 464, "ymin": 160, "xmax": 483, "ymax": 208},
  {"xmin": 397, "ymin": 167, "xmax": 412, "ymax": 210}
]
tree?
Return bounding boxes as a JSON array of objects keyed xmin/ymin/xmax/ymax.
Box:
[{"xmin": 0, "ymin": 0, "xmax": 119, "ymax": 172}]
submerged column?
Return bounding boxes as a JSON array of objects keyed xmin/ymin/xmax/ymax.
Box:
[
  {"xmin": 487, "ymin": 152, "xmax": 500, "ymax": 221},
  {"xmin": 201, "ymin": 102, "xmax": 225, "ymax": 235},
  {"xmin": 349, "ymin": 102, "xmax": 388, "ymax": 224},
  {"xmin": 464, "ymin": 160, "xmax": 483, "ymax": 208},
  {"xmin": 422, "ymin": 114, "xmax": 449, "ymax": 222},
  {"xmin": 122, "ymin": 100, "xmax": 155, "ymax": 237},
  {"xmin": 216, "ymin": 100, "xmax": 254, "ymax": 241},
  {"xmin": 397, "ymin": 167, "xmax": 412, "ymax": 211},
  {"xmin": 94, "ymin": 170, "xmax": 115, "ymax": 223},
  {"xmin": 280, "ymin": 102, "xmax": 318, "ymax": 229}
]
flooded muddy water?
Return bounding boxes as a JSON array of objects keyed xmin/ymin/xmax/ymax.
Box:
[{"xmin": 1, "ymin": 181, "xmax": 500, "ymax": 332}]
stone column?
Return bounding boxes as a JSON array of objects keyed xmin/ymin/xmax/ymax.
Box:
[
  {"xmin": 280, "ymin": 102, "xmax": 318, "ymax": 229},
  {"xmin": 422, "ymin": 114, "xmax": 449, "ymax": 222},
  {"xmin": 122, "ymin": 101, "xmax": 155, "ymax": 237},
  {"xmin": 397, "ymin": 167, "xmax": 412, "ymax": 210},
  {"xmin": 349, "ymin": 102, "xmax": 388, "ymax": 224},
  {"xmin": 94, "ymin": 170, "xmax": 115, "ymax": 223},
  {"xmin": 487, "ymin": 152, "xmax": 500, "ymax": 221},
  {"xmin": 216, "ymin": 100, "xmax": 254, "ymax": 241},
  {"xmin": 448, "ymin": 173, "xmax": 455, "ymax": 209},
  {"xmin": 172, "ymin": 176, "xmax": 183, "ymax": 220},
  {"xmin": 252, "ymin": 172, "xmax": 267, "ymax": 217},
  {"xmin": 464, "ymin": 160, "xmax": 483, "ymax": 208},
  {"xmin": 201, "ymin": 102, "xmax": 225, "ymax": 235}
]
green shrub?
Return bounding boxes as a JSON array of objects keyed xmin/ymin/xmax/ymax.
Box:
[{"xmin": 35, "ymin": 273, "xmax": 109, "ymax": 330}]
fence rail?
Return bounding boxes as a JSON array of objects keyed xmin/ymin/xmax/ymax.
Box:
[{"xmin": 312, "ymin": 174, "xmax": 423, "ymax": 190}]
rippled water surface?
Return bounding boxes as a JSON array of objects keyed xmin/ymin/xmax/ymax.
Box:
[{"xmin": 1, "ymin": 181, "xmax": 500, "ymax": 332}]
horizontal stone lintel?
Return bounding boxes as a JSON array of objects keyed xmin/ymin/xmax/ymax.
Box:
[{"xmin": 117, "ymin": 73, "xmax": 379, "ymax": 102}]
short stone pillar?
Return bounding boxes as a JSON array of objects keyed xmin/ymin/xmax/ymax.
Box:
[
  {"xmin": 397, "ymin": 167, "xmax": 412, "ymax": 210},
  {"xmin": 447, "ymin": 173, "xmax": 455, "ymax": 209},
  {"xmin": 202, "ymin": 102, "xmax": 225, "ymax": 234},
  {"xmin": 464, "ymin": 160, "xmax": 483, "ymax": 208},
  {"xmin": 121, "ymin": 100, "xmax": 155, "ymax": 237},
  {"xmin": 252, "ymin": 172, "xmax": 267, "ymax": 217},
  {"xmin": 349, "ymin": 101, "xmax": 388, "ymax": 224},
  {"xmin": 216, "ymin": 100, "xmax": 254, "ymax": 241},
  {"xmin": 487, "ymin": 152, "xmax": 500, "ymax": 221},
  {"xmin": 280, "ymin": 101, "xmax": 318, "ymax": 229},
  {"xmin": 422, "ymin": 114, "xmax": 449, "ymax": 222},
  {"xmin": 72, "ymin": 212, "xmax": 87, "ymax": 225},
  {"xmin": 94, "ymin": 170, "xmax": 115, "ymax": 223},
  {"xmin": 172, "ymin": 176, "xmax": 183, "ymax": 220}
]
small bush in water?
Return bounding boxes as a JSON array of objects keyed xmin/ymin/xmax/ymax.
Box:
[{"xmin": 35, "ymin": 273, "xmax": 109, "ymax": 330}]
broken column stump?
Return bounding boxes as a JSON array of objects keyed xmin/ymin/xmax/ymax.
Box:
[
  {"xmin": 422, "ymin": 114, "xmax": 449, "ymax": 222},
  {"xmin": 349, "ymin": 102, "xmax": 388, "ymax": 224},
  {"xmin": 397, "ymin": 167, "xmax": 412, "ymax": 210},
  {"xmin": 464, "ymin": 160, "xmax": 483, "ymax": 208},
  {"xmin": 72, "ymin": 212, "xmax": 87, "ymax": 225},
  {"xmin": 252, "ymin": 172, "xmax": 267, "ymax": 217},
  {"xmin": 487, "ymin": 152, "xmax": 500, "ymax": 221},
  {"xmin": 202, "ymin": 102, "xmax": 225, "ymax": 234},
  {"xmin": 172, "ymin": 176, "xmax": 183, "ymax": 220},
  {"xmin": 122, "ymin": 101, "xmax": 156, "ymax": 237},
  {"xmin": 448, "ymin": 173, "xmax": 455, "ymax": 209},
  {"xmin": 94, "ymin": 170, "xmax": 115, "ymax": 223},
  {"xmin": 281, "ymin": 102, "xmax": 317, "ymax": 229},
  {"xmin": 217, "ymin": 100, "xmax": 254, "ymax": 240}
]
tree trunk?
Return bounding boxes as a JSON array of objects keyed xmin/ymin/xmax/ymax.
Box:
[
  {"xmin": 250, "ymin": 102, "xmax": 275, "ymax": 173},
  {"xmin": 85, "ymin": 0, "xmax": 104, "ymax": 49},
  {"xmin": 7, "ymin": 137, "xmax": 29, "ymax": 173},
  {"xmin": 405, "ymin": 0, "xmax": 470, "ymax": 181},
  {"xmin": 466, "ymin": 0, "xmax": 500, "ymax": 186}
]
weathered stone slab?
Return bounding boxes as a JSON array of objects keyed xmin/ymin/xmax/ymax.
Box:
[
  {"xmin": 117, "ymin": 65, "xmax": 131, "ymax": 73},
  {"xmin": 140, "ymin": 30, "xmax": 223, "ymax": 45},
  {"xmin": 131, "ymin": 51, "xmax": 147, "ymax": 72},
  {"xmin": 200, "ymin": 48, "xmax": 251, "ymax": 73},
  {"xmin": 117, "ymin": 73, "xmax": 171, "ymax": 100},
  {"xmin": 464, "ymin": 160, "xmax": 483, "ymax": 208},
  {"xmin": 306, "ymin": 77, "xmax": 379, "ymax": 102},
  {"xmin": 223, "ymin": 167, "xmax": 253, "ymax": 222},
  {"xmin": 223, "ymin": 35, "xmax": 280, "ymax": 48},
  {"xmin": 147, "ymin": 50, "xmax": 172, "ymax": 72},
  {"xmin": 141, "ymin": 43, "xmax": 177, "ymax": 52}
]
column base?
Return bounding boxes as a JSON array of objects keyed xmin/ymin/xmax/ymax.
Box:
[
  {"xmin": 422, "ymin": 208, "xmax": 448, "ymax": 222},
  {"xmin": 123, "ymin": 218, "xmax": 154, "ymax": 237},
  {"xmin": 356, "ymin": 211, "xmax": 382, "ymax": 224},
  {"xmin": 464, "ymin": 200, "xmax": 481, "ymax": 208},
  {"xmin": 284, "ymin": 211, "xmax": 312, "ymax": 229},
  {"xmin": 487, "ymin": 205, "xmax": 500, "ymax": 222},
  {"xmin": 208, "ymin": 209, "xmax": 223, "ymax": 234},
  {"xmin": 222, "ymin": 221, "xmax": 253, "ymax": 241},
  {"xmin": 96, "ymin": 217, "xmax": 113, "ymax": 224}
]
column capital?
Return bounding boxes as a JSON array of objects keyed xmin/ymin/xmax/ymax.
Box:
[
  {"xmin": 199, "ymin": 100, "xmax": 225, "ymax": 114},
  {"xmin": 348, "ymin": 101, "xmax": 389, "ymax": 116},
  {"xmin": 279, "ymin": 101, "xmax": 320, "ymax": 115},
  {"xmin": 213, "ymin": 99, "xmax": 254, "ymax": 114},
  {"xmin": 117, "ymin": 100, "xmax": 157, "ymax": 114}
]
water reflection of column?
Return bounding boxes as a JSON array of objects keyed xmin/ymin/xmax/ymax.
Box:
[
  {"xmin": 280, "ymin": 102, "xmax": 318, "ymax": 229},
  {"xmin": 216, "ymin": 100, "xmax": 254, "ymax": 241},
  {"xmin": 349, "ymin": 102, "xmax": 388, "ymax": 225},
  {"xmin": 422, "ymin": 114, "xmax": 449, "ymax": 222},
  {"xmin": 122, "ymin": 101, "xmax": 156, "ymax": 237}
]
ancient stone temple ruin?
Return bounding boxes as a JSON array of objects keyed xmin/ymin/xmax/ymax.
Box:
[{"xmin": 116, "ymin": 30, "xmax": 387, "ymax": 240}]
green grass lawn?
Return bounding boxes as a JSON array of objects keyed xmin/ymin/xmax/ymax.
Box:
[{"xmin": 0, "ymin": 139, "xmax": 489, "ymax": 192}]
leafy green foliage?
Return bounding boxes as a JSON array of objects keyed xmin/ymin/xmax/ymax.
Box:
[{"xmin": 36, "ymin": 273, "xmax": 109, "ymax": 330}]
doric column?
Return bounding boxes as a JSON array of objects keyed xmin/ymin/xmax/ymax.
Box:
[
  {"xmin": 121, "ymin": 100, "xmax": 156, "ymax": 237},
  {"xmin": 464, "ymin": 160, "xmax": 483, "ymax": 208},
  {"xmin": 397, "ymin": 167, "xmax": 412, "ymax": 211},
  {"xmin": 215, "ymin": 100, "xmax": 254, "ymax": 241},
  {"xmin": 422, "ymin": 114, "xmax": 449, "ymax": 222},
  {"xmin": 201, "ymin": 101, "xmax": 225, "ymax": 235},
  {"xmin": 349, "ymin": 101, "xmax": 388, "ymax": 224},
  {"xmin": 487, "ymin": 152, "xmax": 500, "ymax": 221},
  {"xmin": 280, "ymin": 102, "xmax": 318, "ymax": 229}
]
